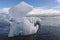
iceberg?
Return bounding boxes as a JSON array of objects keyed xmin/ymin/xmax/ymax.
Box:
[
  {"xmin": 9, "ymin": 1, "xmax": 33, "ymax": 22},
  {"xmin": 8, "ymin": 2, "xmax": 41, "ymax": 37}
]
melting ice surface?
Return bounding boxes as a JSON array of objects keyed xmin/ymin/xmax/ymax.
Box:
[{"xmin": 8, "ymin": 2, "xmax": 41, "ymax": 37}]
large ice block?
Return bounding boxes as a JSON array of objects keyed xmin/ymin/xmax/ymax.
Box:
[
  {"xmin": 8, "ymin": 17, "xmax": 41, "ymax": 37},
  {"xmin": 9, "ymin": 1, "xmax": 33, "ymax": 22},
  {"xmin": 8, "ymin": 2, "xmax": 41, "ymax": 37}
]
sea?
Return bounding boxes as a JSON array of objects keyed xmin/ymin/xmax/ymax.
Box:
[{"xmin": 0, "ymin": 17, "xmax": 60, "ymax": 40}]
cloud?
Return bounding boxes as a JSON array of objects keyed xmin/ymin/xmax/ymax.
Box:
[
  {"xmin": 2, "ymin": 8, "xmax": 10, "ymax": 14},
  {"xmin": 0, "ymin": 8, "xmax": 10, "ymax": 14},
  {"xmin": 52, "ymin": 6, "xmax": 60, "ymax": 9},
  {"xmin": 0, "ymin": 7, "xmax": 60, "ymax": 17},
  {"xmin": 56, "ymin": 0, "xmax": 60, "ymax": 2},
  {"xmin": 28, "ymin": 8, "xmax": 60, "ymax": 15},
  {"xmin": 0, "ymin": 9, "xmax": 3, "ymax": 13}
]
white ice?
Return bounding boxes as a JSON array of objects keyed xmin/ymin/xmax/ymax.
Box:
[
  {"xmin": 8, "ymin": 2, "xmax": 41, "ymax": 37},
  {"xmin": 9, "ymin": 1, "xmax": 33, "ymax": 22}
]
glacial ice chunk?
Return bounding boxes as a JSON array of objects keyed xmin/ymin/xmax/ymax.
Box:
[
  {"xmin": 8, "ymin": 2, "xmax": 41, "ymax": 37},
  {"xmin": 9, "ymin": 1, "xmax": 33, "ymax": 22}
]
